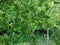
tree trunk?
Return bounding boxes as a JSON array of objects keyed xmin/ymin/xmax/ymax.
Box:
[{"xmin": 46, "ymin": 29, "xmax": 49, "ymax": 45}]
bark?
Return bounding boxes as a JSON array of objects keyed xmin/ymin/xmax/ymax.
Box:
[{"xmin": 46, "ymin": 29, "xmax": 49, "ymax": 45}]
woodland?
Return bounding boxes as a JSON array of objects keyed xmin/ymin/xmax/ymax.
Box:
[{"xmin": 0, "ymin": 0, "xmax": 60, "ymax": 45}]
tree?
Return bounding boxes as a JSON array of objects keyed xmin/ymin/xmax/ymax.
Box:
[{"xmin": 0, "ymin": 0, "xmax": 60, "ymax": 45}]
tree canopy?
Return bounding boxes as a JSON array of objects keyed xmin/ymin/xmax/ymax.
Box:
[{"xmin": 0, "ymin": 0, "xmax": 60, "ymax": 45}]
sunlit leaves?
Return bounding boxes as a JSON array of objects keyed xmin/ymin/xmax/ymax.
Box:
[{"xmin": 0, "ymin": 0, "xmax": 60, "ymax": 44}]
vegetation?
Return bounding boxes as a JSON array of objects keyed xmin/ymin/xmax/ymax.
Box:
[{"xmin": 0, "ymin": 0, "xmax": 60, "ymax": 45}]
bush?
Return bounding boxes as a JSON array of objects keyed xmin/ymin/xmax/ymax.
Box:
[{"xmin": 0, "ymin": 0, "xmax": 60, "ymax": 45}]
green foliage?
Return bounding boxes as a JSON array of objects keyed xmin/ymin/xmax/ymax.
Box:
[{"xmin": 0, "ymin": 0, "xmax": 60, "ymax": 45}]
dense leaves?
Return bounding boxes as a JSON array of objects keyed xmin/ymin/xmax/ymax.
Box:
[{"xmin": 0, "ymin": 0, "xmax": 60, "ymax": 45}]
